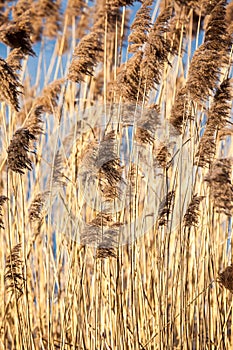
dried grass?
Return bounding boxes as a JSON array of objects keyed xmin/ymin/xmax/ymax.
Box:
[{"xmin": 0, "ymin": 0, "xmax": 233, "ymax": 348}]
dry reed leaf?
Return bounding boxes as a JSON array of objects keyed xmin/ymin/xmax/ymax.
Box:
[
  {"xmin": 56, "ymin": 32, "xmax": 70, "ymax": 56},
  {"xmin": 17, "ymin": 98, "xmax": 35, "ymax": 124},
  {"xmin": 75, "ymin": 10, "xmax": 90, "ymax": 40},
  {"xmin": 218, "ymin": 125, "xmax": 233, "ymax": 139}
]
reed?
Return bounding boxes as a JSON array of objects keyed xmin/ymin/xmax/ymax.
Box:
[{"xmin": 0, "ymin": 0, "xmax": 233, "ymax": 348}]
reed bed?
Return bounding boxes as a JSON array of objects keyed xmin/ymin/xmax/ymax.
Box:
[{"xmin": 0, "ymin": 0, "xmax": 233, "ymax": 349}]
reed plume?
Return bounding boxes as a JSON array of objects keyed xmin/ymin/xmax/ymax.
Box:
[
  {"xmin": 12, "ymin": 0, "xmax": 33, "ymax": 17},
  {"xmin": 158, "ymin": 190, "xmax": 175, "ymax": 226},
  {"xmin": 140, "ymin": 5, "xmax": 175, "ymax": 92},
  {"xmin": 205, "ymin": 158, "xmax": 233, "ymax": 216},
  {"xmin": 94, "ymin": 0, "xmax": 122, "ymax": 33},
  {"xmin": 28, "ymin": 191, "xmax": 49, "ymax": 236},
  {"xmin": 116, "ymin": 7, "xmax": 173, "ymax": 102},
  {"xmin": 128, "ymin": 0, "xmax": 152, "ymax": 53},
  {"xmin": 95, "ymin": 131, "xmax": 123, "ymax": 200},
  {"xmin": 68, "ymin": 31, "xmax": 104, "ymax": 83},
  {"xmin": 0, "ymin": 9, "xmax": 9, "ymax": 26},
  {"xmin": 80, "ymin": 212, "xmax": 114, "ymax": 242},
  {"xmin": 19, "ymin": 79, "xmax": 64, "ymax": 121},
  {"xmin": 0, "ymin": 195, "xmax": 8, "ymax": 229},
  {"xmin": 95, "ymin": 247, "xmax": 117, "ymax": 259},
  {"xmin": 107, "ymin": 0, "xmax": 136, "ymax": 9},
  {"xmin": 96, "ymin": 227, "xmax": 118, "ymax": 258},
  {"xmin": 208, "ymin": 79, "xmax": 232, "ymax": 130},
  {"xmin": 41, "ymin": 0, "xmax": 61, "ymax": 38},
  {"xmin": 81, "ymin": 222, "xmax": 102, "ymax": 246},
  {"xmin": 12, "ymin": 0, "xmax": 43, "ymax": 43},
  {"xmin": 226, "ymin": 0, "xmax": 233, "ymax": 35},
  {"xmin": 91, "ymin": 213, "xmax": 114, "ymax": 226},
  {"xmin": 81, "ymin": 213, "xmax": 118, "ymax": 258},
  {"xmin": 0, "ymin": 10, "xmax": 35, "ymax": 56},
  {"xmin": 195, "ymin": 123, "xmax": 216, "ymax": 168},
  {"xmin": 24, "ymin": 105, "xmax": 44, "ymax": 138},
  {"xmin": 135, "ymin": 104, "xmax": 160, "ymax": 145},
  {"xmin": 66, "ymin": 0, "xmax": 87, "ymax": 21},
  {"xmin": 7, "ymin": 128, "xmax": 35, "ymax": 175},
  {"xmin": 36, "ymin": 78, "xmax": 65, "ymax": 114},
  {"xmin": 196, "ymin": 79, "xmax": 232, "ymax": 167},
  {"xmin": 200, "ymin": 0, "xmax": 220, "ymax": 13},
  {"xmin": 29, "ymin": 192, "xmax": 49, "ymax": 223},
  {"xmin": 169, "ymin": 86, "xmax": 188, "ymax": 134},
  {"xmin": 186, "ymin": 0, "xmax": 231, "ymax": 104},
  {"xmin": 183, "ymin": 194, "xmax": 204, "ymax": 228},
  {"xmin": 5, "ymin": 48, "xmax": 24, "ymax": 73},
  {"xmin": 52, "ymin": 152, "xmax": 67, "ymax": 189},
  {"xmin": 92, "ymin": 0, "xmax": 127, "ymax": 74},
  {"xmin": 4, "ymin": 243, "xmax": 25, "ymax": 299},
  {"xmin": 116, "ymin": 51, "xmax": 144, "ymax": 101},
  {"xmin": 80, "ymin": 130, "xmax": 123, "ymax": 201},
  {"xmin": 153, "ymin": 143, "xmax": 171, "ymax": 168},
  {"xmin": 218, "ymin": 265, "xmax": 233, "ymax": 294},
  {"xmin": 0, "ymin": 57, "xmax": 23, "ymax": 111}
]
